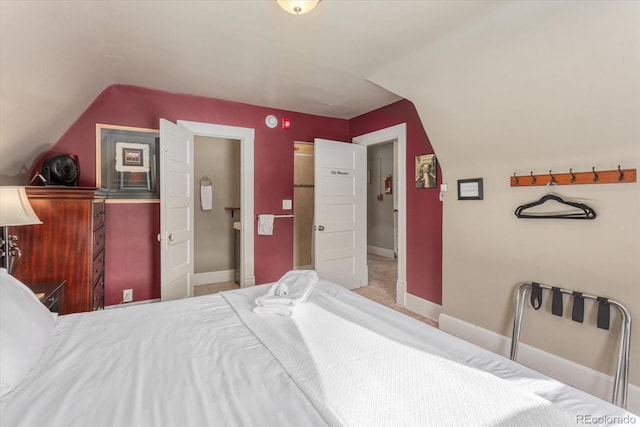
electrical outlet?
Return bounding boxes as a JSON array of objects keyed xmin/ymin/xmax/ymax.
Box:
[{"xmin": 123, "ymin": 289, "xmax": 133, "ymax": 303}]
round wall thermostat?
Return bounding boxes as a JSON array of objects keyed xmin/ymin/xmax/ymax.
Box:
[{"xmin": 265, "ymin": 115, "xmax": 278, "ymax": 128}]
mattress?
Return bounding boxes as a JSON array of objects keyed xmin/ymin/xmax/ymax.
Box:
[{"xmin": 1, "ymin": 280, "xmax": 637, "ymax": 426}]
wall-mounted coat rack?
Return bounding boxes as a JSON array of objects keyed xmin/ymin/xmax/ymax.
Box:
[{"xmin": 511, "ymin": 166, "xmax": 636, "ymax": 187}]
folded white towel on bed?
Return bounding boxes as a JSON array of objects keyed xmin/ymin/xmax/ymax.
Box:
[
  {"xmin": 252, "ymin": 305, "xmax": 294, "ymax": 317},
  {"xmin": 253, "ymin": 270, "xmax": 318, "ymax": 316}
]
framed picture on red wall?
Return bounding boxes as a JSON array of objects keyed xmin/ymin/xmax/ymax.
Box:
[
  {"xmin": 96, "ymin": 124, "xmax": 159, "ymax": 200},
  {"xmin": 415, "ymin": 154, "xmax": 437, "ymax": 189}
]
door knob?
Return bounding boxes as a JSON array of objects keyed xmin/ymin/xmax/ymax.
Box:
[
  {"xmin": 318, "ymin": 225, "xmax": 325, "ymax": 231},
  {"xmin": 168, "ymin": 233, "xmax": 175, "ymax": 241}
]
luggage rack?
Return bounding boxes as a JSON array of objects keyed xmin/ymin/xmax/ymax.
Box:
[{"xmin": 510, "ymin": 282, "xmax": 632, "ymax": 408}]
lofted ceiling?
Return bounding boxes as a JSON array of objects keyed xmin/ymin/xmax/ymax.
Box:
[{"xmin": 0, "ymin": 0, "xmax": 507, "ymax": 182}]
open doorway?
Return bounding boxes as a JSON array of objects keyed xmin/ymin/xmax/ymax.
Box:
[
  {"xmin": 293, "ymin": 142, "xmax": 314, "ymax": 270},
  {"xmin": 159, "ymin": 120, "xmax": 255, "ymax": 302},
  {"xmin": 292, "ymin": 124, "xmax": 408, "ymax": 308},
  {"xmin": 352, "ymin": 140, "xmax": 399, "ymax": 306},
  {"xmin": 353, "ymin": 123, "xmax": 407, "ymax": 306},
  {"xmin": 192, "ymin": 135, "xmax": 241, "ymax": 295}
]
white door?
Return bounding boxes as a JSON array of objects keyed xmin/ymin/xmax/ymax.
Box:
[
  {"xmin": 159, "ymin": 119, "xmax": 194, "ymax": 301},
  {"xmin": 313, "ymin": 138, "xmax": 366, "ymax": 289}
]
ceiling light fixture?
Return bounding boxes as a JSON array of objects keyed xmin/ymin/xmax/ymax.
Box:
[{"xmin": 276, "ymin": 0, "xmax": 321, "ymax": 15}]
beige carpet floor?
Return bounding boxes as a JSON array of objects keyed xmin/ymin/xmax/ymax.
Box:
[{"xmin": 353, "ymin": 254, "xmax": 438, "ymax": 327}]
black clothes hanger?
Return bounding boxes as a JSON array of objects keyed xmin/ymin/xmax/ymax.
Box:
[{"xmin": 514, "ymin": 185, "xmax": 597, "ymax": 220}]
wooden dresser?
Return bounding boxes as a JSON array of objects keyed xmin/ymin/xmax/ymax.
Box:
[{"xmin": 10, "ymin": 187, "xmax": 107, "ymax": 314}]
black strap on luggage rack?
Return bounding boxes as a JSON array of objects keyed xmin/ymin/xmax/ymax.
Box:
[{"xmin": 510, "ymin": 282, "xmax": 632, "ymax": 409}]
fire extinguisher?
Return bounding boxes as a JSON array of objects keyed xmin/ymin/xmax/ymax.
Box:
[{"xmin": 384, "ymin": 174, "xmax": 393, "ymax": 195}]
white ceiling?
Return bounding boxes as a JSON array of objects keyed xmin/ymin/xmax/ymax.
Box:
[{"xmin": 0, "ymin": 0, "xmax": 507, "ymax": 180}]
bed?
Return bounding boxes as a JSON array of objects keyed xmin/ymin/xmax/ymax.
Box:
[{"xmin": 1, "ymin": 268, "xmax": 637, "ymax": 426}]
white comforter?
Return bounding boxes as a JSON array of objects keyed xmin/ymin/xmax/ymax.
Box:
[{"xmin": 1, "ymin": 280, "xmax": 636, "ymax": 426}]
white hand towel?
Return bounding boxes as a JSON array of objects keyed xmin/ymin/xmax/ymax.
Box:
[
  {"xmin": 254, "ymin": 270, "xmax": 318, "ymax": 307},
  {"xmin": 252, "ymin": 305, "xmax": 293, "ymax": 317},
  {"xmin": 200, "ymin": 184, "xmax": 213, "ymax": 210},
  {"xmin": 258, "ymin": 214, "xmax": 274, "ymax": 235}
]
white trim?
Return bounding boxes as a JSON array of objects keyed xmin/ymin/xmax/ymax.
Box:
[
  {"xmin": 367, "ymin": 245, "xmax": 394, "ymax": 258},
  {"xmin": 405, "ymin": 292, "xmax": 442, "ymax": 322},
  {"xmin": 439, "ymin": 313, "xmax": 640, "ymax": 415},
  {"xmin": 177, "ymin": 120, "xmax": 256, "ymax": 288},
  {"xmin": 193, "ymin": 270, "xmax": 235, "ymax": 286},
  {"xmin": 353, "ymin": 123, "xmax": 407, "ymax": 306}
]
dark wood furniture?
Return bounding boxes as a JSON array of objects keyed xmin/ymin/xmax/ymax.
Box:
[
  {"xmin": 10, "ymin": 187, "xmax": 107, "ymax": 314},
  {"xmin": 25, "ymin": 280, "xmax": 67, "ymax": 312}
]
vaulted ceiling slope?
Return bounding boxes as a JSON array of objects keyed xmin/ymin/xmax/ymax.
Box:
[{"xmin": 0, "ymin": 0, "xmax": 506, "ymax": 182}]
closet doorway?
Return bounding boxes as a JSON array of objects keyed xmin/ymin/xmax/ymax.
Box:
[{"xmin": 293, "ymin": 142, "xmax": 314, "ymax": 270}]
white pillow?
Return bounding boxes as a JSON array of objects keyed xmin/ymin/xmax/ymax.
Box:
[{"xmin": 0, "ymin": 268, "xmax": 56, "ymax": 397}]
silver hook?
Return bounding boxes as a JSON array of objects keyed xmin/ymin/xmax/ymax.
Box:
[
  {"xmin": 530, "ymin": 171, "xmax": 536, "ymax": 185},
  {"xmin": 618, "ymin": 165, "xmax": 624, "ymax": 182},
  {"xmin": 592, "ymin": 167, "xmax": 599, "ymax": 183},
  {"xmin": 513, "ymin": 173, "xmax": 519, "ymax": 185},
  {"xmin": 569, "ymin": 168, "xmax": 576, "ymax": 183},
  {"xmin": 549, "ymin": 170, "xmax": 555, "ymax": 183}
]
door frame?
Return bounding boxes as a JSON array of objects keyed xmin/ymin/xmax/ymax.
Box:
[
  {"xmin": 352, "ymin": 123, "xmax": 407, "ymax": 306},
  {"xmin": 177, "ymin": 120, "xmax": 256, "ymax": 288}
]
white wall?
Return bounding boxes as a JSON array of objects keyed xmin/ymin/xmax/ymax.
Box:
[{"xmin": 369, "ymin": 1, "xmax": 640, "ymax": 386}]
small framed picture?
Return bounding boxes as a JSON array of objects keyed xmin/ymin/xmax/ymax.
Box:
[
  {"xmin": 415, "ymin": 154, "xmax": 437, "ymax": 189},
  {"xmin": 122, "ymin": 148, "xmax": 143, "ymax": 167},
  {"xmin": 457, "ymin": 178, "xmax": 483, "ymax": 200}
]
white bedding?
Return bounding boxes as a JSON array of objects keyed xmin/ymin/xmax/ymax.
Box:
[{"xmin": 1, "ymin": 280, "xmax": 637, "ymax": 426}]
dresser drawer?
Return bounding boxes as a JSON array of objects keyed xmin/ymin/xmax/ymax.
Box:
[
  {"xmin": 92, "ymin": 202, "xmax": 105, "ymax": 230},
  {"xmin": 43, "ymin": 292, "xmax": 61, "ymax": 312}
]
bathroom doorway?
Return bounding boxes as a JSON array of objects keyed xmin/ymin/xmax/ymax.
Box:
[
  {"xmin": 193, "ymin": 136, "xmax": 240, "ymax": 290},
  {"xmin": 293, "ymin": 142, "xmax": 314, "ymax": 269}
]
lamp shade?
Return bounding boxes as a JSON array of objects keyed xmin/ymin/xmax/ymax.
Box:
[
  {"xmin": 0, "ymin": 187, "xmax": 42, "ymax": 226},
  {"xmin": 276, "ymin": 0, "xmax": 320, "ymax": 15}
]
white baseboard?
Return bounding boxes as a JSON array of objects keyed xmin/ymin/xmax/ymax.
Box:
[
  {"xmin": 242, "ymin": 275, "xmax": 256, "ymax": 288},
  {"xmin": 193, "ymin": 270, "xmax": 234, "ymax": 286},
  {"xmin": 367, "ymin": 245, "xmax": 395, "ymax": 258},
  {"xmin": 439, "ymin": 313, "xmax": 640, "ymax": 415},
  {"xmin": 404, "ymin": 291, "xmax": 442, "ymax": 322}
]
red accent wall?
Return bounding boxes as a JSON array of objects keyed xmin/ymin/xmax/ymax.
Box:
[
  {"xmin": 44, "ymin": 85, "xmax": 349, "ymax": 305},
  {"xmin": 41, "ymin": 86, "xmax": 442, "ymax": 306},
  {"xmin": 349, "ymin": 100, "xmax": 442, "ymax": 304}
]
